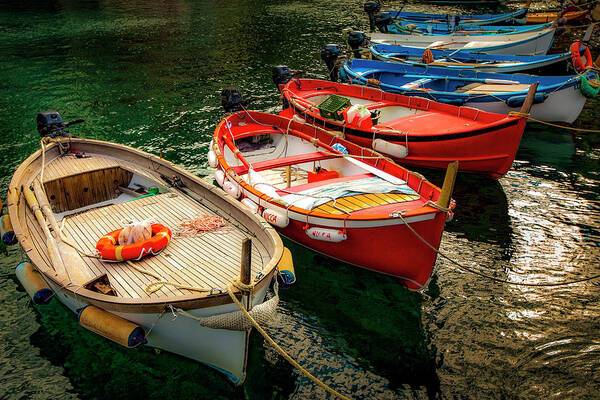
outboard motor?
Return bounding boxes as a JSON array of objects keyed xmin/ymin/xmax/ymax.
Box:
[
  {"xmin": 37, "ymin": 111, "xmax": 65, "ymax": 137},
  {"xmin": 220, "ymin": 87, "xmax": 245, "ymax": 113},
  {"xmin": 363, "ymin": 1, "xmax": 381, "ymax": 32},
  {"xmin": 36, "ymin": 111, "xmax": 83, "ymax": 138},
  {"xmin": 374, "ymin": 12, "xmax": 393, "ymax": 33},
  {"xmin": 320, "ymin": 44, "xmax": 342, "ymax": 82},
  {"xmin": 272, "ymin": 65, "xmax": 293, "ymax": 90},
  {"xmin": 348, "ymin": 31, "xmax": 369, "ymax": 59}
]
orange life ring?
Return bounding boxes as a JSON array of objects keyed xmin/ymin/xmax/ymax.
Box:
[
  {"xmin": 570, "ymin": 41, "xmax": 593, "ymax": 73},
  {"xmin": 96, "ymin": 224, "xmax": 172, "ymax": 261}
]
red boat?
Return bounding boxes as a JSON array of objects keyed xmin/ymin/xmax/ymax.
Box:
[
  {"xmin": 280, "ymin": 78, "xmax": 534, "ymax": 179},
  {"xmin": 210, "ymin": 110, "xmax": 457, "ymax": 290}
]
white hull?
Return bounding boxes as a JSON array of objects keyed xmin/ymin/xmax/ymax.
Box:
[
  {"xmin": 48, "ymin": 278, "xmax": 271, "ymax": 384},
  {"xmin": 370, "ymin": 27, "xmax": 556, "ymax": 55},
  {"xmin": 467, "ymin": 84, "xmax": 586, "ymax": 123}
]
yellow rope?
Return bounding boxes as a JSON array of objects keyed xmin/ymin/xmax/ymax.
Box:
[
  {"xmin": 126, "ymin": 261, "xmax": 212, "ymax": 294},
  {"xmin": 508, "ymin": 111, "xmax": 600, "ymax": 133},
  {"xmin": 226, "ymin": 281, "xmax": 352, "ymax": 400}
]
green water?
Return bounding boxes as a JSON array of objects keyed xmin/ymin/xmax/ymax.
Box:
[{"xmin": 1, "ymin": 1, "xmax": 599, "ymax": 399}]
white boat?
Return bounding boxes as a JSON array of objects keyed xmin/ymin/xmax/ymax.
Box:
[
  {"xmin": 7, "ymin": 112, "xmax": 292, "ymax": 384},
  {"xmin": 369, "ymin": 26, "xmax": 556, "ymax": 55}
]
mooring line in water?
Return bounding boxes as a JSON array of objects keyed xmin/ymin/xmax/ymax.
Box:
[
  {"xmin": 507, "ymin": 110, "xmax": 600, "ymax": 134},
  {"xmin": 227, "ymin": 280, "xmax": 352, "ymax": 400},
  {"xmin": 396, "ymin": 213, "xmax": 600, "ymax": 287}
]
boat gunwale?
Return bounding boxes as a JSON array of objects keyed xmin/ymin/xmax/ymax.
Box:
[
  {"xmin": 281, "ymin": 78, "xmax": 524, "ymax": 140},
  {"xmin": 7, "ymin": 137, "xmax": 283, "ymax": 312},
  {"xmin": 213, "ymin": 111, "xmax": 445, "ymax": 223}
]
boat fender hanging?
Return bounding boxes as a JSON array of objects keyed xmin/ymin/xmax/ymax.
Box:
[
  {"xmin": 506, "ymin": 92, "xmax": 547, "ymax": 108},
  {"xmin": 305, "ymin": 227, "xmax": 347, "ymax": 243},
  {"xmin": 435, "ymin": 97, "xmax": 466, "ymax": 106},
  {"xmin": 15, "ymin": 262, "xmax": 53, "ymax": 305},
  {"xmin": 223, "ymin": 179, "xmax": 241, "ymax": 199},
  {"xmin": 570, "ymin": 41, "xmax": 593, "ymax": 73},
  {"xmin": 214, "ymin": 169, "xmax": 226, "ymax": 187},
  {"xmin": 1, "ymin": 214, "xmax": 17, "ymax": 245},
  {"xmin": 207, "ymin": 150, "xmax": 218, "ymax": 168},
  {"xmin": 241, "ymin": 198, "xmax": 260, "ymax": 214},
  {"xmin": 96, "ymin": 223, "xmax": 172, "ymax": 262},
  {"xmin": 372, "ymin": 139, "xmax": 408, "ymax": 159},
  {"xmin": 276, "ymin": 247, "xmax": 296, "ymax": 287},
  {"xmin": 262, "ymin": 208, "xmax": 289, "ymax": 228},
  {"xmin": 78, "ymin": 305, "xmax": 147, "ymax": 348}
]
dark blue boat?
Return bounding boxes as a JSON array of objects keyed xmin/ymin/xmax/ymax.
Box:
[{"xmin": 339, "ymin": 58, "xmax": 596, "ymax": 123}]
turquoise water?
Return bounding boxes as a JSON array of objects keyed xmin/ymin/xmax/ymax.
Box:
[{"xmin": 1, "ymin": 1, "xmax": 599, "ymax": 399}]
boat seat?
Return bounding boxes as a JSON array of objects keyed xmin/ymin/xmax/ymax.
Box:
[
  {"xmin": 233, "ymin": 151, "xmax": 340, "ymax": 175},
  {"xmin": 461, "ymin": 83, "xmax": 531, "ymax": 94}
]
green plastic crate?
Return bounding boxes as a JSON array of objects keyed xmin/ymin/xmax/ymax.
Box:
[{"xmin": 318, "ymin": 94, "xmax": 351, "ymax": 121}]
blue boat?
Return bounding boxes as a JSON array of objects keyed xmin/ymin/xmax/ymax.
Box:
[
  {"xmin": 339, "ymin": 58, "xmax": 597, "ymax": 123},
  {"xmin": 369, "ymin": 43, "xmax": 573, "ymax": 73},
  {"xmin": 379, "ymin": 18, "xmax": 550, "ymax": 36},
  {"xmin": 379, "ymin": 7, "xmax": 529, "ymax": 26}
]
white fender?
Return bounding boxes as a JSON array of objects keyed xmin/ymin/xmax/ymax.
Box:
[
  {"xmin": 306, "ymin": 227, "xmax": 347, "ymax": 243},
  {"xmin": 241, "ymin": 198, "xmax": 259, "ymax": 214},
  {"xmin": 207, "ymin": 150, "xmax": 218, "ymax": 168},
  {"xmin": 223, "ymin": 180, "xmax": 241, "ymax": 198},
  {"xmin": 373, "ymin": 138, "xmax": 408, "ymax": 159},
  {"xmin": 214, "ymin": 169, "xmax": 225, "ymax": 186},
  {"xmin": 262, "ymin": 208, "xmax": 289, "ymax": 228}
]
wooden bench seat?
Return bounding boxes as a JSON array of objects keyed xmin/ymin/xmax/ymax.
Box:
[{"xmin": 233, "ymin": 151, "xmax": 340, "ymax": 174}]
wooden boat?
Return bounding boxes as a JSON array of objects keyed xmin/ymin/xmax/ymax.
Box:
[
  {"xmin": 280, "ymin": 78, "xmax": 529, "ymax": 178},
  {"xmin": 210, "ymin": 110, "xmax": 457, "ymax": 290},
  {"xmin": 369, "ymin": 25, "xmax": 556, "ymax": 55},
  {"xmin": 369, "ymin": 43, "xmax": 574, "ymax": 73},
  {"xmin": 340, "ymin": 58, "xmax": 596, "ymax": 123},
  {"xmin": 526, "ymin": 9, "xmax": 589, "ymax": 24},
  {"xmin": 8, "ymin": 113, "xmax": 290, "ymax": 384}
]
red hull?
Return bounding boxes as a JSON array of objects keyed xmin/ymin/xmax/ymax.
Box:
[
  {"xmin": 278, "ymin": 215, "xmax": 447, "ymax": 290},
  {"xmin": 282, "ymin": 79, "xmax": 527, "ymax": 178}
]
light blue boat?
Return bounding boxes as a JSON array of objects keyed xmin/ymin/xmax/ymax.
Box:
[
  {"xmin": 380, "ymin": 18, "xmax": 551, "ymax": 36},
  {"xmin": 339, "ymin": 58, "xmax": 596, "ymax": 123},
  {"xmin": 369, "ymin": 43, "xmax": 573, "ymax": 73}
]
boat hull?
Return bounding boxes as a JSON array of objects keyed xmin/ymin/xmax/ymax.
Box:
[
  {"xmin": 370, "ymin": 27, "xmax": 556, "ymax": 55},
  {"xmin": 466, "ymin": 84, "xmax": 587, "ymax": 124},
  {"xmin": 45, "ymin": 275, "xmax": 271, "ymax": 384},
  {"xmin": 277, "ymin": 214, "xmax": 446, "ymax": 290}
]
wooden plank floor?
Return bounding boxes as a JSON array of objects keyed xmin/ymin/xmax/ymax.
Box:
[{"xmin": 27, "ymin": 192, "xmax": 270, "ymax": 300}]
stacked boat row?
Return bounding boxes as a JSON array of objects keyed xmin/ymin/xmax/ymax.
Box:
[{"xmin": 5, "ymin": 0, "xmax": 599, "ymax": 391}]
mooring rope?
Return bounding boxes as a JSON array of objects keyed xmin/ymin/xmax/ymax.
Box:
[
  {"xmin": 226, "ymin": 280, "xmax": 352, "ymax": 400},
  {"xmin": 394, "ymin": 212, "xmax": 600, "ymax": 287},
  {"xmin": 508, "ymin": 111, "xmax": 600, "ymax": 133}
]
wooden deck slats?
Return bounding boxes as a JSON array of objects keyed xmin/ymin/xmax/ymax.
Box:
[
  {"xmin": 313, "ymin": 192, "xmax": 421, "ymax": 215},
  {"xmin": 27, "ymin": 190, "xmax": 269, "ymax": 300}
]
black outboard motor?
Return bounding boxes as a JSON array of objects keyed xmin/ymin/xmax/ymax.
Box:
[
  {"xmin": 364, "ymin": 1, "xmax": 381, "ymax": 32},
  {"xmin": 348, "ymin": 31, "xmax": 369, "ymax": 59},
  {"xmin": 272, "ymin": 65, "xmax": 293, "ymax": 89},
  {"xmin": 374, "ymin": 12, "xmax": 393, "ymax": 33},
  {"xmin": 220, "ymin": 87, "xmax": 245, "ymax": 113},
  {"xmin": 37, "ymin": 111, "xmax": 65, "ymax": 137},
  {"xmin": 320, "ymin": 44, "xmax": 342, "ymax": 82}
]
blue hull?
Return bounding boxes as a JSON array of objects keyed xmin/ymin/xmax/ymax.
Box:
[
  {"xmin": 385, "ymin": 8, "xmax": 528, "ymax": 26},
  {"xmin": 369, "ymin": 44, "xmax": 572, "ymax": 73},
  {"xmin": 383, "ymin": 21, "xmax": 550, "ymax": 35},
  {"xmin": 340, "ymin": 58, "xmax": 589, "ymax": 106}
]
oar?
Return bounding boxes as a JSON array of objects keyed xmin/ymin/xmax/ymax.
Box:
[
  {"xmin": 519, "ymin": 82, "xmax": 539, "ymax": 115},
  {"xmin": 32, "ymin": 180, "xmax": 92, "ymax": 286},
  {"xmin": 23, "ymin": 185, "xmax": 68, "ymax": 280},
  {"xmin": 437, "ymin": 161, "xmax": 459, "ymax": 209}
]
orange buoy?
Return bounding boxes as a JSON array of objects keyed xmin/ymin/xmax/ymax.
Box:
[
  {"xmin": 570, "ymin": 41, "xmax": 593, "ymax": 73},
  {"xmin": 96, "ymin": 223, "xmax": 172, "ymax": 261}
]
